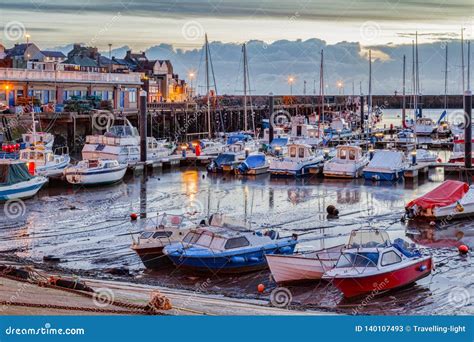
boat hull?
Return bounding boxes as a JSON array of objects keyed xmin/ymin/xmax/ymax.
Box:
[
  {"xmin": 331, "ymin": 257, "xmax": 432, "ymax": 298},
  {"xmin": 0, "ymin": 177, "xmax": 48, "ymax": 201},
  {"xmin": 363, "ymin": 170, "xmax": 402, "ymax": 181},
  {"xmin": 266, "ymin": 255, "xmax": 329, "ymax": 283},
  {"xmin": 132, "ymin": 246, "xmax": 172, "ymax": 269},
  {"xmin": 166, "ymin": 243, "xmax": 297, "ymax": 274},
  {"xmin": 64, "ymin": 166, "xmax": 127, "ymax": 185}
]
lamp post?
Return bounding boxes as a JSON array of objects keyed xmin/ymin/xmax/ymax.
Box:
[
  {"xmin": 288, "ymin": 76, "xmax": 295, "ymax": 96},
  {"xmin": 188, "ymin": 72, "xmax": 195, "ymax": 98},
  {"xmin": 337, "ymin": 81, "xmax": 344, "ymax": 95}
]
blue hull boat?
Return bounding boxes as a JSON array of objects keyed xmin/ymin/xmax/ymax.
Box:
[
  {"xmin": 362, "ymin": 170, "xmax": 402, "ymax": 182},
  {"xmin": 164, "ymin": 215, "xmax": 298, "ymax": 274}
]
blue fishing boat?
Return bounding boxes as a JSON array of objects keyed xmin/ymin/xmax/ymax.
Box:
[
  {"xmin": 362, "ymin": 150, "xmax": 408, "ymax": 181},
  {"xmin": 207, "ymin": 152, "xmax": 240, "ymax": 173},
  {"xmin": 0, "ymin": 161, "xmax": 48, "ymax": 201},
  {"xmin": 235, "ymin": 153, "xmax": 269, "ymax": 175},
  {"xmin": 163, "ymin": 214, "xmax": 298, "ymax": 274}
]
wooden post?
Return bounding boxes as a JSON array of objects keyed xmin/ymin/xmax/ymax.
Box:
[{"xmin": 139, "ymin": 90, "xmax": 147, "ymax": 163}]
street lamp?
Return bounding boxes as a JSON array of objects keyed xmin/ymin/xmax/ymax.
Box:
[
  {"xmin": 188, "ymin": 71, "xmax": 195, "ymax": 97},
  {"xmin": 337, "ymin": 81, "xmax": 344, "ymax": 95},
  {"xmin": 25, "ymin": 33, "xmax": 30, "ymax": 45},
  {"xmin": 288, "ymin": 76, "xmax": 295, "ymax": 95}
]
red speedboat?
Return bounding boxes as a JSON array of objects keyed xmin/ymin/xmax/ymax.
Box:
[{"xmin": 323, "ymin": 229, "xmax": 432, "ymax": 298}]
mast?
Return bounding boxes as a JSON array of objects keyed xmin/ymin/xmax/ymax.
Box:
[
  {"xmin": 319, "ymin": 50, "xmax": 324, "ymax": 132},
  {"xmin": 243, "ymin": 43, "xmax": 248, "ymax": 131},
  {"xmin": 415, "ymin": 32, "xmax": 421, "ymax": 118},
  {"xmin": 205, "ymin": 34, "xmax": 211, "ymax": 138},
  {"xmin": 412, "ymin": 40, "xmax": 416, "ymax": 117},
  {"xmin": 468, "ymin": 40, "xmax": 471, "ymax": 91},
  {"xmin": 402, "ymin": 55, "xmax": 406, "ymax": 126},
  {"xmin": 462, "ymin": 28, "xmax": 465, "ymax": 92},
  {"xmin": 368, "ymin": 49, "xmax": 372, "ymax": 122},
  {"xmin": 444, "ymin": 44, "xmax": 448, "ymax": 110}
]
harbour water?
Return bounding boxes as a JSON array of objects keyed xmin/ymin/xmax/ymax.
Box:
[
  {"xmin": 0, "ymin": 108, "xmax": 472, "ymax": 315},
  {"xmin": 0, "ymin": 165, "xmax": 472, "ymax": 315}
]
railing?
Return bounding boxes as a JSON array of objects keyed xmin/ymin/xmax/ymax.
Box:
[{"xmin": 0, "ymin": 68, "xmax": 143, "ymax": 85}]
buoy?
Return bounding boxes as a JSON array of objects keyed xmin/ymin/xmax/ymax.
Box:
[
  {"xmin": 130, "ymin": 213, "xmax": 138, "ymax": 221},
  {"xmin": 257, "ymin": 284, "xmax": 265, "ymax": 293},
  {"xmin": 326, "ymin": 205, "xmax": 337, "ymax": 215},
  {"xmin": 437, "ymin": 158, "xmax": 442, "ymax": 163},
  {"xmin": 458, "ymin": 245, "xmax": 469, "ymax": 255},
  {"xmin": 429, "ymin": 221, "xmax": 436, "ymax": 226}
]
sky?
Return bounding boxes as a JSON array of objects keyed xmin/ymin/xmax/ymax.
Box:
[{"xmin": 0, "ymin": 0, "xmax": 473, "ymax": 94}]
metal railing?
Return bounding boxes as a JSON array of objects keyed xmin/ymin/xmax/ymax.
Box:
[{"xmin": 0, "ymin": 68, "xmax": 142, "ymax": 85}]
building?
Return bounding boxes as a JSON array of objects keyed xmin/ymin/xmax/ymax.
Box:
[{"xmin": 4, "ymin": 43, "xmax": 42, "ymax": 68}]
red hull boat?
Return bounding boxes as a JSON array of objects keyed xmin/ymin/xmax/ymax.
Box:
[{"xmin": 324, "ymin": 229, "xmax": 433, "ymax": 298}]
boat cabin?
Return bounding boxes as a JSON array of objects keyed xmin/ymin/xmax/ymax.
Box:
[
  {"xmin": 335, "ymin": 145, "xmax": 362, "ymax": 162},
  {"xmin": 135, "ymin": 214, "xmax": 195, "ymax": 246},
  {"xmin": 20, "ymin": 147, "xmax": 58, "ymax": 167},
  {"xmin": 416, "ymin": 118, "xmax": 435, "ymax": 126},
  {"xmin": 287, "ymin": 143, "xmax": 314, "ymax": 160}
]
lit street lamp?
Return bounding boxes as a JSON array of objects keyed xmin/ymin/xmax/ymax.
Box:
[{"xmin": 288, "ymin": 76, "xmax": 295, "ymax": 95}]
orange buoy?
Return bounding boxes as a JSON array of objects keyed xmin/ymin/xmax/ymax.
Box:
[
  {"xmin": 459, "ymin": 245, "xmax": 469, "ymax": 255},
  {"xmin": 130, "ymin": 213, "xmax": 138, "ymax": 221},
  {"xmin": 257, "ymin": 284, "xmax": 265, "ymax": 293}
]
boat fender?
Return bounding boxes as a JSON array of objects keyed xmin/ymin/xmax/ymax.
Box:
[
  {"xmin": 418, "ymin": 264, "xmax": 427, "ymax": 272},
  {"xmin": 248, "ymin": 256, "xmax": 260, "ymax": 262},
  {"xmin": 230, "ymin": 256, "xmax": 246, "ymax": 264},
  {"xmin": 292, "ymin": 233, "xmax": 298, "ymax": 240},
  {"xmin": 279, "ymin": 246, "xmax": 292, "ymax": 254}
]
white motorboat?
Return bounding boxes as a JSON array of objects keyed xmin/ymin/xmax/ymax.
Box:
[
  {"xmin": 64, "ymin": 159, "xmax": 127, "ymax": 186},
  {"xmin": 362, "ymin": 150, "xmax": 408, "ymax": 181},
  {"xmin": 270, "ymin": 143, "xmax": 324, "ymax": 177},
  {"xmin": 405, "ymin": 180, "xmax": 474, "ymax": 221},
  {"xmin": 414, "ymin": 118, "xmax": 437, "ymax": 136},
  {"xmin": 266, "ymin": 245, "xmax": 343, "ymax": 284},
  {"xmin": 416, "ymin": 149, "xmax": 438, "ymax": 163},
  {"xmin": 21, "ymin": 131, "xmax": 54, "ymax": 150},
  {"xmin": 19, "ymin": 145, "xmax": 70, "ymax": 178},
  {"xmin": 82, "ymin": 119, "xmax": 175, "ymax": 166},
  {"xmin": 396, "ymin": 129, "xmax": 416, "ymax": 144},
  {"xmin": 0, "ymin": 161, "xmax": 47, "ymax": 201},
  {"xmin": 290, "ymin": 117, "xmax": 322, "ymax": 146},
  {"xmin": 323, "ymin": 145, "xmax": 369, "ymax": 178},
  {"xmin": 448, "ymin": 136, "xmax": 474, "ymax": 164}
]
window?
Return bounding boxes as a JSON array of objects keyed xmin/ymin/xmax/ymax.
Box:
[
  {"xmin": 381, "ymin": 251, "xmax": 402, "ymax": 266},
  {"xmin": 152, "ymin": 231, "xmax": 173, "ymax": 239},
  {"xmin": 183, "ymin": 232, "xmax": 200, "ymax": 244},
  {"xmin": 196, "ymin": 233, "xmax": 212, "ymax": 247},
  {"xmin": 349, "ymin": 150, "xmax": 356, "ymax": 160},
  {"xmin": 140, "ymin": 232, "xmax": 153, "ymax": 239},
  {"xmin": 339, "ymin": 149, "xmax": 347, "ymax": 160},
  {"xmin": 224, "ymin": 237, "xmax": 250, "ymax": 250},
  {"xmin": 336, "ymin": 252, "xmax": 379, "ymax": 268},
  {"xmin": 289, "ymin": 147, "xmax": 296, "ymax": 158},
  {"xmin": 129, "ymin": 91, "xmax": 137, "ymax": 103},
  {"xmin": 298, "ymin": 148, "xmax": 305, "ymax": 158}
]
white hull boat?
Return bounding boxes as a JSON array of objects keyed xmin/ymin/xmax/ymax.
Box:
[
  {"xmin": 19, "ymin": 146, "xmax": 70, "ymax": 178},
  {"xmin": 270, "ymin": 143, "xmax": 324, "ymax": 177},
  {"xmin": 414, "ymin": 118, "xmax": 437, "ymax": 136},
  {"xmin": 323, "ymin": 145, "xmax": 369, "ymax": 178},
  {"xmin": 0, "ymin": 161, "xmax": 48, "ymax": 201},
  {"xmin": 266, "ymin": 245, "xmax": 343, "ymax": 284},
  {"xmin": 64, "ymin": 159, "xmax": 127, "ymax": 186}
]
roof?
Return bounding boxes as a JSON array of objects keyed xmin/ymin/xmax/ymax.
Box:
[
  {"xmin": 6, "ymin": 43, "xmax": 31, "ymax": 57},
  {"xmin": 63, "ymin": 55, "xmax": 99, "ymax": 67},
  {"xmin": 406, "ymin": 180, "xmax": 470, "ymax": 210},
  {"xmin": 42, "ymin": 50, "xmax": 66, "ymax": 58}
]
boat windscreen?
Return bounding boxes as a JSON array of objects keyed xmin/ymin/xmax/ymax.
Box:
[
  {"xmin": 336, "ymin": 252, "xmax": 379, "ymax": 268},
  {"xmin": 245, "ymin": 155, "xmax": 265, "ymax": 168},
  {"xmin": 348, "ymin": 230, "xmax": 390, "ymax": 248}
]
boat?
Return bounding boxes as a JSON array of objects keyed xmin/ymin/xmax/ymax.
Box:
[
  {"xmin": 396, "ymin": 129, "xmax": 416, "ymax": 144},
  {"xmin": 290, "ymin": 117, "xmax": 322, "ymax": 146},
  {"xmin": 82, "ymin": 119, "xmax": 175, "ymax": 166},
  {"xmin": 235, "ymin": 153, "xmax": 269, "ymax": 175},
  {"xmin": 182, "ymin": 139, "xmax": 225, "ymax": 158},
  {"xmin": 22, "ymin": 131, "xmax": 54, "ymax": 150},
  {"xmin": 207, "ymin": 151, "xmax": 242, "ymax": 173},
  {"xmin": 405, "ymin": 180, "xmax": 474, "ymax": 221},
  {"xmin": 414, "ymin": 118, "xmax": 437, "ymax": 136},
  {"xmin": 163, "ymin": 213, "xmax": 298, "ymax": 274},
  {"xmin": 270, "ymin": 143, "xmax": 324, "ymax": 177},
  {"xmin": 19, "ymin": 145, "xmax": 70, "ymax": 178},
  {"xmin": 323, "ymin": 145, "xmax": 369, "ymax": 178},
  {"xmin": 416, "ymin": 149, "xmax": 438, "ymax": 163},
  {"xmin": 362, "ymin": 150, "xmax": 407, "ymax": 181},
  {"xmin": 63, "ymin": 159, "xmax": 127, "ymax": 186},
  {"xmin": 323, "ymin": 229, "xmax": 432, "ymax": 298},
  {"xmin": 0, "ymin": 160, "xmax": 48, "ymax": 201},
  {"xmin": 266, "ymin": 245, "xmax": 343, "ymax": 284},
  {"xmin": 266, "ymin": 137, "xmax": 289, "ymax": 156},
  {"xmin": 131, "ymin": 214, "xmax": 196, "ymax": 270},
  {"xmin": 448, "ymin": 138, "xmax": 474, "ymax": 164}
]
